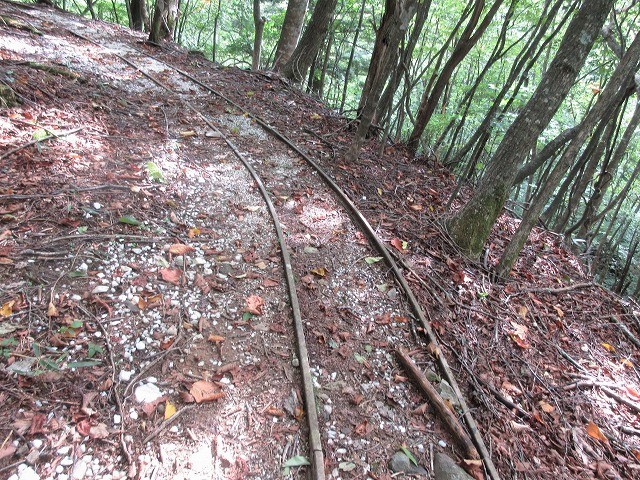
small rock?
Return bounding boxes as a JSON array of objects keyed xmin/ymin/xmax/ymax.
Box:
[
  {"xmin": 303, "ymin": 246, "xmax": 319, "ymax": 254},
  {"xmin": 438, "ymin": 380, "xmax": 460, "ymax": 408},
  {"xmin": 433, "ymin": 452, "xmax": 474, "ymax": 480},
  {"xmin": 30, "ymin": 439, "xmax": 43, "ymax": 449},
  {"xmin": 12, "ymin": 464, "xmax": 40, "ymax": 480},
  {"xmin": 92, "ymin": 285, "xmax": 109, "ymax": 294},
  {"xmin": 324, "ymin": 404, "xmax": 333, "ymax": 415},
  {"xmin": 129, "ymin": 410, "xmax": 139, "ymax": 420},
  {"xmin": 60, "ymin": 456, "xmax": 74, "ymax": 466},
  {"xmin": 57, "ymin": 446, "xmax": 71, "ymax": 456},
  {"xmin": 438, "ymin": 440, "xmax": 447, "ymax": 448},
  {"xmin": 113, "ymin": 414, "xmax": 121, "ymax": 425},
  {"xmin": 389, "ymin": 451, "xmax": 428, "ymax": 476},
  {"xmin": 135, "ymin": 341, "xmax": 146, "ymax": 351},
  {"xmin": 134, "ymin": 383, "xmax": 162, "ymax": 403},
  {"xmin": 71, "ymin": 458, "xmax": 88, "ymax": 479},
  {"xmin": 119, "ymin": 370, "xmax": 133, "ymax": 382}
]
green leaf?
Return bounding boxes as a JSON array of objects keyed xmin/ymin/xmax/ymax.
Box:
[
  {"xmin": 339, "ymin": 462, "xmax": 356, "ymax": 471},
  {"xmin": 119, "ymin": 216, "xmax": 141, "ymax": 226},
  {"xmin": 69, "ymin": 320, "xmax": 83, "ymax": 329},
  {"xmin": 354, "ymin": 353, "xmax": 366, "ymax": 364},
  {"xmin": 242, "ymin": 312, "xmax": 254, "ymax": 321},
  {"xmin": 328, "ymin": 339, "xmax": 338, "ymax": 349},
  {"xmin": 32, "ymin": 128, "xmax": 49, "ymax": 141},
  {"xmin": 400, "ymin": 445, "xmax": 418, "ymax": 466},
  {"xmin": 68, "ymin": 360, "xmax": 101, "ymax": 368},
  {"xmin": 364, "ymin": 344, "xmax": 372, "ymax": 353},
  {"xmin": 364, "ymin": 256, "xmax": 383, "ymax": 264},
  {"xmin": 68, "ymin": 270, "xmax": 87, "ymax": 278},
  {"xmin": 87, "ymin": 343, "xmax": 103, "ymax": 358},
  {"xmin": 39, "ymin": 357, "xmax": 61, "ymax": 371},
  {"xmin": 77, "ymin": 226, "xmax": 88, "ymax": 234},
  {"xmin": 283, "ymin": 455, "xmax": 310, "ymax": 468},
  {"xmin": 146, "ymin": 161, "xmax": 165, "ymax": 182}
]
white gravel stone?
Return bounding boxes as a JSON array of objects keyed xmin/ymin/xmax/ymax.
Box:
[
  {"xmin": 91, "ymin": 285, "xmax": 109, "ymax": 294},
  {"xmin": 129, "ymin": 410, "xmax": 139, "ymax": 420},
  {"xmin": 134, "ymin": 383, "xmax": 162, "ymax": 403},
  {"xmin": 60, "ymin": 456, "xmax": 73, "ymax": 466},
  {"xmin": 135, "ymin": 341, "xmax": 146, "ymax": 351},
  {"xmin": 119, "ymin": 370, "xmax": 134, "ymax": 382},
  {"xmin": 30, "ymin": 439, "xmax": 43, "ymax": 449},
  {"xmin": 113, "ymin": 414, "xmax": 121, "ymax": 424}
]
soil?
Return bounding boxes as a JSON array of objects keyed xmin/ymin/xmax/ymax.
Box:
[{"xmin": 1, "ymin": 3, "xmax": 640, "ymax": 480}]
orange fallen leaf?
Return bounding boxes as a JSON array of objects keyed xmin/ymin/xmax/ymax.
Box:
[
  {"xmin": 190, "ymin": 380, "xmax": 224, "ymax": 403},
  {"xmin": 539, "ymin": 400, "xmax": 554, "ymax": 413},
  {"xmin": 508, "ymin": 322, "xmax": 530, "ymax": 349},
  {"xmin": 265, "ymin": 407, "xmax": 285, "ymax": 417},
  {"xmin": 263, "ymin": 278, "xmax": 279, "ymax": 288},
  {"xmin": 601, "ymin": 342, "xmax": 616, "ymax": 353},
  {"xmin": 517, "ymin": 305, "xmax": 528, "ymax": 319},
  {"xmin": 626, "ymin": 386, "xmax": 640, "ymax": 401},
  {"xmin": 187, "ymin": 227, "xmax": 201, "ymax": 238},
  {"xmin": 390, "ymin": 237, "xmax": 407, "ymax": 253},
  {"xmin": 208, "ymin": 334, "xmax": 225, "ymax": 343},
  {"xmin": 160, "ymin": 268, "xmax": 182, "ymax": 285},
  {"xmin": 586, "ymin": 421, "xmax": 608, "ymax": 444},
  {"xmin": 0, "ymin": 300, "xmax": 15, "ymax": 318},
  {"xmin": 408, "ymin": 204, "xmax": 423, "ymax": 211},
  {"xmin": 245, "ymin": 295, "xmax": 264, "ymax": 315},
  {"xmin": 169, "ymin": 243, "xmax": 195, "ymax": 255}
]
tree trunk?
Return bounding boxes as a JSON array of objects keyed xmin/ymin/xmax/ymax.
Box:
[
  {"xmin": 346, "ymin": 0, "xmax": 418, "ymax": 161},
  {"xmin": 281, "ymin": 0, "xmax": 338, "ymax": 83},
  {"xmin": 252, "ymin": 0, "xmax": 266, "ymax": 70},
  {"xmin": 149, "ymin": 0, "xmax": 178, "ymax": 43},
  {"xmin": 496, "ymin": 31, "xmax": 640, "ymax": 277},
  {"xmin": 273, "ymin": 0, "xmax": 309, "ymax": 70},
  {"xmin": 212, "ymin": 0, "xmax": 221, "ymax": 63},
  {"xmin": 339, "ymin": 0, "xmax": 366, "ymax": 114},
  {"xmin": 445, "ymin": 0, "xmax": 614, "ymax": 258},
  {"xmin": 129, "ymin": 0, "xmax": 147, "ymax": 31},
  {"xmin": 407, "ymin": 0, "xmax": 504, "ymax": 155}
]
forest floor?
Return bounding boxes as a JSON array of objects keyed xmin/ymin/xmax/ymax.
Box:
[{"xmin": 1, "ymin": 3, "xmax": 640, "ymax": 480}]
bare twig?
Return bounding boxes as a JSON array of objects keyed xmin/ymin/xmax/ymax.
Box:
[{"xmin": 0, "ymin": 127, "xmax": 83, "ymax": 161}]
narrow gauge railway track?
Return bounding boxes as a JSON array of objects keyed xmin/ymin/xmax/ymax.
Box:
[{"xmin": 1, "ymin": 6, "xmax": 498, "ymax": 479}]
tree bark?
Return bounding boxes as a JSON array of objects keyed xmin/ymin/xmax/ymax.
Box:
[
  {"xmin": 346, "ymin": 0, "xmax": 418, "ymax": 161},
  {"xmin": 273, "ymin": 0, "xmax": 309, "ymax": 70},
  {"xmin": 281, "ymin": 0, "xmax": 338, "ymax": 83},
  {"xmin": 252, "ymin": 0, "xmax": 266, "ymax": 70},
  {"xmin": 445, "ymin": 0, "xmax": 614, "ymax": 258},
  {"xmin": 149, "ymin": 0, "xmax": 178, "ymax": 42},
  {"xmin": 496, "ymin": 31, "xmax": 640, "ymax": 277}
]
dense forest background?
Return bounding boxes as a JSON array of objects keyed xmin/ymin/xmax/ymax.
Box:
[{"xmin": 36, "ymin": 0, "xmax": 640, "ymax": 297}]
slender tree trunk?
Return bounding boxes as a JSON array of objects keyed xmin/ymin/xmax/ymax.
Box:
[
  {"xmin": 282, "ymin": 0, "xmax": 338, "ymax": 82},
  {"xmin": 212, "ymin": 0, "xmax": 221, "ymax": 63},
  {"xmin": 496, "ymin": 32, "xmax": 640, "ymax": 276},
  {"xmin": 339, "ymin": 0, "xmax": 366, "ymax": 114},
  {"xmin": 407, "ymin": 0, "xmax": 504, "ymax": 155},
  {"xmin": 252, "ymin": 0, "xmax": 266, "ymax": 70},
  {"xmin": 446, "ymin": 0, "xmax": 614, "ymax": 258},
  {"xmin": 346, "ymin": 0, "xmax": 418, "ymax": 161},
  {"xmin": 273, "ymin": 0, "xmax": 309, "ymax": 70}
]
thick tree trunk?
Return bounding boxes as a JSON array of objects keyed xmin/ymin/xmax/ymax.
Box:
[
  {"xmin": 445, "ymin": 0, "xmax": 614, "ymax": 258},
  {"xmin": 273, "ymin": 0, "xmax": 309, "ymax": 70},
  {"xmin": 149, "ymin": 0, "xmax": 178, "ymax": 42},
  {"xmin": 346, "ymin": 0, "xmax": 418, "ymax": 161},
  {"xmin": 281, "ymin": 0, "xmax": 338, "ymax": 83},
  {"xmin": 496, "ymin": 32, "xmax": 640, "ymax": 277},
  {"xmin": 252, "ymin": 0, "xmax": 266, "ymax": 70}
]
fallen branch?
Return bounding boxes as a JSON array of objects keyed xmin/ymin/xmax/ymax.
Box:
[
  {"xmin": 142, "ymin": 405, "xmax": 195, "ymax": 444},
  {"xmin": 610, "ymin": 315, "xmax": 640, "ymax": 349},
  {"xmin": 0, "ymin": 127, "xmax": 83, "ymax": 161},
  {"xmin": 397, "ymin": 347, "xmax": 479, "ymax": 461},
  {"xmin": 521, "ymin": 282, "xmax": 593, "ymax": 295}
]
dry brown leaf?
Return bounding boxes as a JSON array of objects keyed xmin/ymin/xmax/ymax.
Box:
[
  {"xmin": 0, "ymin": 444, "xmax": 16, "ymax": 461},
  {"xmin": 0, "ymin": 300, "xmax": 15, "ymax": 318},
  {"xmin": 539, "ymin": 400, "xmax": 554, "ymax": 413},
  {"xmin": 508, "ymin": 322, "xmax": 530, "ymax": 349},
  {"xmin": 208, "ymin": 334, "xmax": 225, "ymax": 343},
  {"xmin": 89, "ymin": 423, "xmax": 110, "ymax": 439},
  {"xmin": 263, "ymin": 278, "xmax": 279, "ymax": 288},
  {"xmin": 187, "ymin": 227, "xmax": 201, "ymax": 238},
  {"xmin": 310, "ymin": 267, "xmax": 327, "ymax": 277},
  {"xmin": 169, "ymin": 243, "xmax": 195, "ymax": 255},
  {"xmin": 190, "ymin": 380, "xmax": 224, "ymax": 403},
  {"xmin": 390, "ymin": 237, "xmax": 407, "ymax": 253},
  {"xmin": 160, "ymin": 268, "xmax": 182, "ymax": 285},
  {"xmin": 47, "ymin": 302, "xmax": 59, "ymax": 317},
  {"xmin": 586, "ymin": 421, "xmax": 609, "ymax": 444},
  {"xmin": 245, "ymin": 295, "xmax": 264, "ymax": 315}
]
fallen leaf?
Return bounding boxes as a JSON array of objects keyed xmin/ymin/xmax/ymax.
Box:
[
  {"xmin": 390, "ymin": 237, "xmax": 408, "ymax": 253},
  {"xmin": 47, "ymin": 302, "xmax": 59, "ymax": 317},
  {"xmin": 160, "ymin": 268, "xmax": 182, "ymax": 285},
  {"xmin": 180, "ymin": 130, "xmax": 197, "ymax": 137},
  {"xmin": 187, "ymin": 227, "xmax": 201, "ymax": 238},
  {"xmin": 364, "ymin": 256, "xmax": 383, "ymax": 264},
  {"xmin": 0, "ymin": 300, "xmax": 15, "ymax": 318},
  {"xmin": 539, "ymin": 400, "xmax": 554, "ymax": 413},
  {"xmin": 0, "ymin": 444, "xmax": 16, "ymax": 461},
  {"xmin": 245, "ymin": 295, "xmax": 264, "ymax": 315},
  {"xmin": 164, "ymin": 400, "xmax": 176, "ymax": 420},
  {"xmin": 208, "ymin": 334, "xmax": 225, "ymax": 343},
  {"xmin": 601, "ymin": 342, "xmax": 616, "ymax": 353},
  {"xmin": 508, "ymin": 322, "xmax": 530, "ymax": 349},
  {"xmin": 310, "ymin": 267, "xmax": 327, "ymax": 277},
  {"xmin": 518, "ymin": 305, "xmax": 528, "ymax": 319},
  {"xmin": 190, "ymin": 380, "xmax": 224, "ymax": 403},
  {"xmin": 263, "ymin": 278, "xmax": 279, "ymax": 288},
  {"xmin": 586, "ymin": 421, "xmax": 609, "ymax": 444},
  {"xmin": 626, "ymin": 386, "xmax": 640, "ymax": 401},
  {"xmin": 169, "ymin": 243, "xmax": 195, "ymax": 255},
  {"xmin": 89, "ymin": 423, "xmax": 110, "ymax": 439},
  {"xmin": 409, "ymin": 204, "xmax": 423, "ymax": 211}
]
